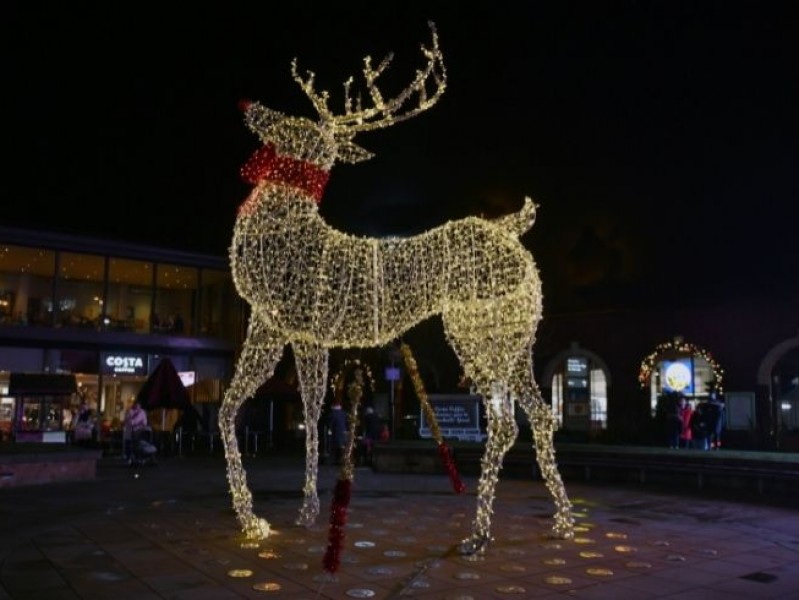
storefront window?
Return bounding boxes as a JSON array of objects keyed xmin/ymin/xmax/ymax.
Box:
[
  {"xmin": 56, "ymin": 252, "xmax": 105, "ymax": 329},
  {"xmin": 0, "ymin": 245, "xmax": 56, "ymax": 326},
  {"xmin": 199, "ymin": 268, "xmax": 236, "ymax": 338},
  {"xmin": 107, "ymin": 257, "xmax": 153, "ymax": 333},
  {"xmin": 154, "ymin": 263, "xmax": 198, "ymax": 334}
]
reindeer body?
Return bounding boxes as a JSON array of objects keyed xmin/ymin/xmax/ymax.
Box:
[
  {"xmin": 232, "ymin": 185, "xmax": 538, "ymax": 349},
  {"xmin": 219, "ymin": 24, "xmax": 573, "ymax": 555}
]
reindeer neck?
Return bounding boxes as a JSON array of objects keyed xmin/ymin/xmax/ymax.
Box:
[{"xmin": 240, "ymin": 143, "xmax": 331, "ymax": 203}]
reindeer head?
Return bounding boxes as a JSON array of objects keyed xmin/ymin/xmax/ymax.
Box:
[{"xmin": 241, "ymin": 22, "xmax": 446, "ymax": 173}]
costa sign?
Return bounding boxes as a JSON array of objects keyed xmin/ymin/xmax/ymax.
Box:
[{"xmin": 101, "ymin": 353, "xmax": 147, "ymax": 375}]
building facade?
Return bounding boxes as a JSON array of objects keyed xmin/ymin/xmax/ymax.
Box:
[{"xmin": 0, "ymin": 226, "xmax": 246, "ymax": 444}]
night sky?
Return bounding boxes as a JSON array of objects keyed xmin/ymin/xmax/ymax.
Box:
[{"xmin": 4, "ymin": 1, "xmax": 798, "ymax": 314}]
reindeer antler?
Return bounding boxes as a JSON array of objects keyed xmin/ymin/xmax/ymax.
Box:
[{"xmin": 292, "ymin": 21, "xmax": 446, "ymax": 134}]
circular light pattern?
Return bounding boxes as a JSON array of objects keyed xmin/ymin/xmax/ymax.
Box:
[
  {"xmin": 346, "ymin": 589, "xmax": 376, "ymax": 598},
  {"xmin": 573, "ymin": 526, "xmax": 590, "ymax": 533},
  {"xmin": 614, "ymin": 545, "xmax": 637, "ymax": 553},
  {"xmin": 313, "ymin": 573, "xmax": 338, "ymax": 583},
  {"xmin": 543, "ymin": 558, "xmax": 566, "ymax": 566},
  {"xmin": 666, "ymin": 554, "xmax": 687, "ymax": 562},
  {"xmin": 542, "ymin": 542, "xmax": 563, "ymax": 550},
  {"xmin": 605, "ymin": 532, "xmax": 627, "ymax": 539},
  {"xmin": 258, "ymin": 550, "xmax": 280, "ymax": 559},
  {"xmin": 253, "ymin": 582, "xmax": 282, "ymax": 592},
  {"xmin": 579, "ymin": 551, "xmax": 604, "ymax": 558},
  {"xmin": 354, "ymin": 541, "xmax": 376, "ymax": 548},
  {"xmin": 241, "ymin": 541, "xmax": 260, "ymax": 549},
  {"xmin": 218, "ymin": 23, "xmax": 574, "ymax": 554},
  {"xmin": 573, "ymin": 537, "xmax": 596, "ymax": 545},
  {"xmin": 626, "ymin": 561, "xmax": 652, "ymax": 569},
  {"xmin": 461, "ymin": 554, "xmax": 485, "ymax": 563},
  {"xmin": 500, "ymin": 564, "xmax": 527, "ymax": 573},
  {"xmin": 454, "ymin": 572, "xmax": 481, "ymax": 580},
  {"xmin": 227, "ymin": 569, "xmax": 253, "ymax": 578},
  {"xmin": 652, "ymin": 540, "xmax": 670, "ymax": 547},
  {"xmin": 495, "ymin": 585, "xmax": 526, "ymax": 594},
  {"xmin": 544, "ymin": 576, "xmax": 572, "ymax": 585},
  {"xmin": 586, "ymin": 567, "xmax": 614, "ymax": 577},
  {"xmin": 366, "ymin": 566, "xmax": 394, "ymax": 576}
]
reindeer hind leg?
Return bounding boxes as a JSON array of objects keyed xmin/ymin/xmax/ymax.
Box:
[{"xmin": 512, "ymin": 352, "xmax": 574, "ymax": 539}]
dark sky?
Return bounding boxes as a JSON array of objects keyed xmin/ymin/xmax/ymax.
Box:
[{"xmin": 4, "ymin": 1, "xmax": 798, "ymax": 314}]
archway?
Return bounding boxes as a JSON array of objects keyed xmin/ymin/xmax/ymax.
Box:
[{"xmin": 542, "ymin": 342, "xmax": 610, "ymax": 432}]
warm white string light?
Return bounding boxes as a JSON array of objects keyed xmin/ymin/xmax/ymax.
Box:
[{"xmin": 219, "ymin": 22, "xmax": 573, "ymax": 555}]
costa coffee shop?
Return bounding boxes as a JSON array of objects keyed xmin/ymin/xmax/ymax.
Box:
[{"xmin": 0, "ymin": 225, "xmax": 246, "ymax": 444}]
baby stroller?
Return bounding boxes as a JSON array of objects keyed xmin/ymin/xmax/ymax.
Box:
[{"xmin": 128, "ymin": 427, "xmax": 158, "ymax": 467}]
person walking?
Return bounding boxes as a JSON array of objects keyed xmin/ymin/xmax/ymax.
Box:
[
  {"xmin": 328, "ymin": 402, "xmax": 347, "ymax": 465},
  {"xmin": 690, "ymin": 401, "xmax": 710, "ymax": 450},
  {"xmin": 665, "ymin": 394, "xmax": 682, "ymax": 449},
  {"xmin": 705, "ymin": 392, "xmax": 725, "ymax": 450}
]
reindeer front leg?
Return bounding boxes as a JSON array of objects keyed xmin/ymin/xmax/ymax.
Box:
[
  {"xmin": 219, "ymin": 318, "xmax": 284, "ymax": 539},
  {"xmin": 292, "ymin": 342, "xmax": 329, "ymax": 526}
]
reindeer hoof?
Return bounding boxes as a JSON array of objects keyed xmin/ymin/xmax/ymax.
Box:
[
  {"xmin": 459, "ymin": 533, "xmax": 491, "ymax": 556},
  {"xmin": 550, "ymin": 520, "xmax": 575, "ymax": 540},
  {"xmin": 244, "ymin": 518, "xmax": 271, "ymax": 540}
]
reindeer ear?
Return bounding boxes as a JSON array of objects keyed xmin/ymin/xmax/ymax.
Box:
[{"xmin": 336, "ymin": 140, "xmax": 374, "ymax": 164}]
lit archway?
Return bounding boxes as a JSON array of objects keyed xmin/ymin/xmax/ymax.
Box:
[{"xmin": 639, "ymin": 337, "xmax": 724, "ymax": 415}]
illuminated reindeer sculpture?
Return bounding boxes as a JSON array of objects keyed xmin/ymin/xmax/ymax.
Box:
[{"xmin": 219, "ymin": 24, "xmax": 573, "ymax": 554}]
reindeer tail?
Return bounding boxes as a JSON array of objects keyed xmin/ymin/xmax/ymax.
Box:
[{"xmin": 493, "ymin": 196, "xmax": 538, "ymax": 238}]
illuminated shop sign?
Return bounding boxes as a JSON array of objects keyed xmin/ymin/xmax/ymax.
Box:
[
  {"xmin": 662, "ymin": 359, "xmax": 693, "ymax": 394},
  {"xmin": 101, "ymin": 353, "xmax": 147, "ymax": 375}
]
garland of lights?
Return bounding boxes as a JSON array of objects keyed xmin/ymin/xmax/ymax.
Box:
[
  {"xmin": 400, "ymin": 342, "xmax": 465, "ymax": 493},
  {"xmin": 219, "ymin": 22, "xmax": 573, "ymax": 555},
  {"xmin": 638, "ymin": 339, "xmax": 724, "ymax": 392},
  {"xmin": 330, "ymin": 358, "xmax": 375, "ymax": 401}
]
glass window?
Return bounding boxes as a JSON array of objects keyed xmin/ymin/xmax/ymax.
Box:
[
  {"xmin": 56, "ymin": 252, "xmax": 105, "ymax": 329},
  {"xmin": 0, "ymin": 245, "xmax": 56, "ymax": 326},
  {"xmin": 107, "ymin": 257, "xmax": 153, "ymax": 333},
  {"xmin": 199, "ymin": 268, "xmax": 235, "ymax": 337},
  {"xmin": 154, "ymin": 263, "xmax": 198, "ymax": 334}
]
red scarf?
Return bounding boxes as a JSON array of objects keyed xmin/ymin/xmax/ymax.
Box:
[{"xmin": 240, "ymin": 143, "xmax": 330, "ymax": 204}]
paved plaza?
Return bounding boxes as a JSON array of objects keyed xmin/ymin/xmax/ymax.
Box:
[{"xmin": 1, "ymin": 453, "xmax": 797, "ymax": 599}]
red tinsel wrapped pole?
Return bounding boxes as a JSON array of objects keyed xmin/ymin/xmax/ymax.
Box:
[
  {"xmin": 400, "ymin": 342, "xmax": 466, "ymax": 495},
  {"xmin": 323, "ymin": 478, "xmax": 352, "ymax": 573},
  {"xmin": 322, "ymin": 365, "xmax": 365, "ymax": 574},
  {"xmin": 438, "ymin": 441, "xmax": 466, "ymax": 494}
]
